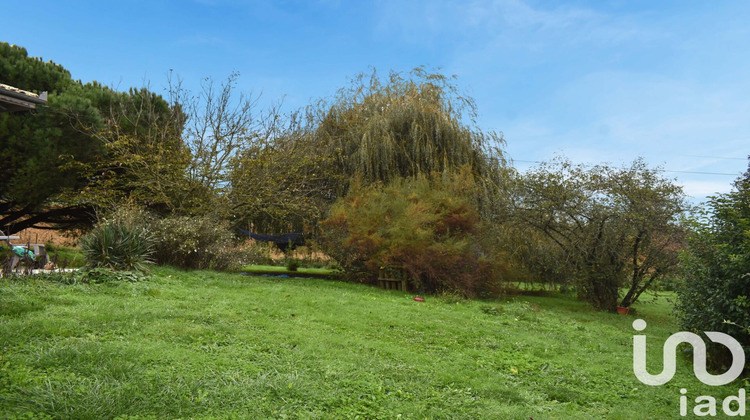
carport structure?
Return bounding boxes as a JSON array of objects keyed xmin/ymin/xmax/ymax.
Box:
[{"xmin": 0, "ymin": 83, "xmax": 47, "ymax": 112}]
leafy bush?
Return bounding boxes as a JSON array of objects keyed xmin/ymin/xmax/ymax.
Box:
[
  {"xmin": 320, "ymin": 170, "xmax": 508, "ymax": 297},
  {"xmin": 234, "ymin": 239, "xmax": 274, "ymax": 266},
  {"xmin": 79, "ymin": 220, "xmax": 154, "ymax": 272},
  {"xmin": 675, "ymin": 160, "xmax": 750, "ymax": 368},
  {"xmin": 149, "ymin": 215, "xmax": 245, "ymax": 270},
  {"xmin": 285, "ymin": 259, "xmax": 300, "ymax": 271}
]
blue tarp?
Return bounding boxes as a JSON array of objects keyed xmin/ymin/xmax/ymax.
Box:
[{"xmin": 11, "ymin": 246, "xmax": 34, "ymax": 260}]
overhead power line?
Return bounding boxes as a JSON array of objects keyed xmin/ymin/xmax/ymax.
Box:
[
  {"xmin": 662, "ymin": 170, "xmax": 739, "ymax": 176},
  {"xmin": 511, "ymin": 159, "xmax": 740, "ymax": 176},
  {"xmin": 681, "ymin": 154, "xmax": 748, "ymax": 161}
]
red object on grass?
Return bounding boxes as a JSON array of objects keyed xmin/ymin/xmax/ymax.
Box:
[{"xmin": 414, "ymin": 297, "xmax": 425, "ymax": 302}]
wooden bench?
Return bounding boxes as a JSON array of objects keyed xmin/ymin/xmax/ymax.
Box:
[{"xmin": 377, "ymin": 268, "xmax": 408, "ymax": 291}]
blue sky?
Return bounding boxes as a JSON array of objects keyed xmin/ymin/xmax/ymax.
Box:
[{"xmin": 3, "ymin": 0, "xmax": 749, "ymax": 202}]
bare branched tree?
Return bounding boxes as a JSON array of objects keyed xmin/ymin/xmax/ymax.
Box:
[{"xmin": 179, "ymin": 72, "xmax": 260, "ymax": 193}]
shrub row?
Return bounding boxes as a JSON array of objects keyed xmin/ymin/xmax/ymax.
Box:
[{"xmin": 80, "ymin": 207, "xmax": 265, "ymax": 271}]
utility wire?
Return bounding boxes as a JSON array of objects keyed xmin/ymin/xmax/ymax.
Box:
[
  {"xmin": 662, "ymin": 170, "xmax": 739, "ymax": 176},
  {"xmin": 680, "ymin": 154, "xmax": 748, "ymax": 161},
  {"xmin": 511, "ymin": 159, "xmax": 740, "ymax": 176}
]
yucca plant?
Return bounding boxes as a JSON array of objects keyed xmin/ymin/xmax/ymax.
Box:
[{"xmin": 79, "ymin": 221, "xmax": 154, "ymax": 272}]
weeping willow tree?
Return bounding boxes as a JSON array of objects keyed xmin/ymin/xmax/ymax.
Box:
[
  {"xmin": 314, "ymin": 67, "xmax": 508, "ymax": 202},
  {"xmin": 309, "ymin": 68, "xmax": 512, "ymax": 286},
  {"xmin": 229, "ymin": 67, "xmax": 509, "ymax": 233}
]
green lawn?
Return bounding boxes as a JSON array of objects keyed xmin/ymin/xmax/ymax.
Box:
[
  {"xmin": 242, "ymin": 264, "xmax": 340, "ymax": 276},
  {"xmin": 0, "ymin": 267, "xmax": 744, "ymax": 419}
]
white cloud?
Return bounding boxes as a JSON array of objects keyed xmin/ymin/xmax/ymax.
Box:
[
  {"xmin": 374, "ymin": 0, "xmax": 663, "ymax": 51},
  {"xmin": 372, "ymin": 0, "xmax": 750, "ymax": 204},
  {"xmin": 463, "ymin": 0, "xmax": 603, "ymax": 34}
]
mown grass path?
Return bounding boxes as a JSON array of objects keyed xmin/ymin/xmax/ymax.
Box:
[{"xmin": 0, "ymin": 267, "xmax": 742, "ymax": 418}]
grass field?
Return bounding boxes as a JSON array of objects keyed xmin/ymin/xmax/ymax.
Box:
[
  {"xmin": 242, "ymin": 264, "xmax": 340, "ymax": 277},
  {"xmin": 0, "ymin": 267, "xmax": 745, "ymax": 419}
]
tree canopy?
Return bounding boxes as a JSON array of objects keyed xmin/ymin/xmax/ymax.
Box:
[
  {"xmin": 513, "ymin": 158, "xmax": 687, "ymax": 311},
  {"xmin": 1, "ymin": 44, "xmax": 105, "ymax": 233},
  {"xmin": 229, "ymin": 68, "xmax": 509, "ymax": 233},
  {"xmin": 676, "ymin": 157, "xmax": 750, "ymax": 365},
  {"xmin": 0, "ymin": 43, "xmax": 184, "ymax": 233},
  {"xmin": 2, "ymin": 43, "xmax": 697, "ymax": 310},
  {"xmin": 314, "ymin": 68, "xmax": 505, "ymax": 188}
]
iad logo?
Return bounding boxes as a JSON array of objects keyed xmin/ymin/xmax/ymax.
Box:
[
  {"xmin": 632, "ymin": 319, "xmax": 747, "ymax": 417},
  {"xmin": 632, "ymin": 319, "xmax": 745, "ymax": 386}
]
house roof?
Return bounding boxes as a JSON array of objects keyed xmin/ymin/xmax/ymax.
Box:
[{"xmin": 0, "ymin": 83, "xmax": 48, "ymax": 112}]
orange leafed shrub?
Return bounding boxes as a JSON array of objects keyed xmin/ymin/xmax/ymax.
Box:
[{"xmin": 320, "ymin": 169, "xmax": 507, "ymax": 297}]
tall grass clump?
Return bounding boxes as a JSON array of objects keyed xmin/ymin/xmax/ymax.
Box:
[{"xmin": 79, "ymin": 220, "xmax": 154, "ymax": 272}]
